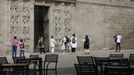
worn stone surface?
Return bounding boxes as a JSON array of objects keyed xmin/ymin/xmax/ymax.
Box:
[
  {"xmin": 0, "ymin": 0, "xmax": 134, "ymax": 55},
  {"xmin": 73, "ymin": 2, "xmax": 134, "ymax": 50}
]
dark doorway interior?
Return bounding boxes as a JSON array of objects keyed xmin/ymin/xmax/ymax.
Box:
[{"xmin": 34, "ymin": 5, "xmax": 49, "ymax": 52}]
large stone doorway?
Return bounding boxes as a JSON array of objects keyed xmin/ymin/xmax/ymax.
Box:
[{"xmin": 34, "ymin": 5, "xmax": 49, "ymax": 52}]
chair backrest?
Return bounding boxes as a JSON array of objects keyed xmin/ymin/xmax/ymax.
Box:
[
  {"xmin": 109, "ymin": 54, "xmax": 123, "ymax": 59},
  {"xmin": 13, "ymin": 57, "xmax": 27, "ymax": 63},
  {"xmin": 30, "ymin": 55, "xmax": 39, "ymax": 59},
  {"xmin": 105, "ymin": 65, "xmax": 131, "ymax": 75},
  {"xmin": 77, "ymin": 56, "xmax": 95, "ymax": 65},
  {"xmin": 45, "ymin": 54, "xmax": 58, "ymax": 62},
  {"xmin": 94, "ymin": 57, "xmax": 109, "ymax": 66},
  {"xmin": 74, "ymin": 64, "xmax": 81, "ymax": 75},
  {"xmin": 130, "ymin": 54, "xmax": 134, "ymax": 60},
  {"xmin": 29, "ymin": 55, "xmax": 39, "ymax": 63},
  {"xmin": 0, "ymin": 57, "xmax": 8, "ymax": 64},
  {"xmin": 74, "ymin": 63, "xmax": 98, "ymax": 75}
]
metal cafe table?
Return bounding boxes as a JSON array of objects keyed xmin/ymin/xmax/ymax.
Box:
[
  {"xmin": 1, "ymin": 63, "xmax": 29, "ymax": 75},
  {"xmin": 95, "ymin": 57, "xmax": 109, "ymax": 73},
  {"xmin": 95, "ymin": 57, "xmax": 129, "ymax": 73},
  {"xmin": 15, "ymin": 57, "xmax": 42, "ymax": 75}
]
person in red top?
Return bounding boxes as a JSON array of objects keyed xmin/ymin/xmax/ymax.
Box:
[
  {"xmin": 11, "ymin": 36, "xmax": 18, "ymax": 58},
  {"xmin": 19, "ymin": 39, "xmax": 25, "ymax": 57}
]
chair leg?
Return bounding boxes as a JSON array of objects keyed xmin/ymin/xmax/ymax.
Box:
[
  {"xmin": 46, "ymin": 69, "xmax": 48, "ymax": 75},
  {"xmin": 33, "ymin": 64, "xmax": 36, "ymax": 69},
  {"xmin": 55, "ymin": 69, "xmax": 57, "ymax": 75},
  {"xmin": 44, "ymin": 69, "xmax": 46, "ymax": 75}
]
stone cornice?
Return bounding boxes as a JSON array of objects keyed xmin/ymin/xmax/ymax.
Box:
[{"xmin": 76, "ymin": 1, "xmax": 134, "ymax": 9}]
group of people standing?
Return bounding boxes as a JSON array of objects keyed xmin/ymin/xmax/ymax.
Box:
[
  {"xmin": 11, "ymin": 36, "xmax": 25, "ymax": 58},
  {"xmin": 37, "ymin": 34, "xmax": 90, "ymax": 54},
  {"xmin": 62, "ymin": 34, "xmax": 78, "ymax": 53},
  {"xmin": 62, "ymin": 34, "xmax": 90, "ymax": 54},
  {"xmin": 11, "ymin": 33, "xmax": 121, "ymax": 58},
  {"xmin": 62, "ymin": 34, "xmax": 77, "ymax": 53}
]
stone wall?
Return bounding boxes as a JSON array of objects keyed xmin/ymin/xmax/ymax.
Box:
[
  {"xmin": 0, "ymin": 0, "xmax": 9, "ymax": 56},
  {"xmin": 8, "ymin": 1, "xmax": 34, "ymax": 53},
  {"xmin": 72, "ymin": 0, "xmax": 134, "ymax": 50},
  {"xmin": 0, "ymin": 0, "xmax": 34, "ymax": 55},
  {"xmin": 0, "ymin": 0, "xmax": 134, "ymax": 55},
  {"xmin": 49, "ymin": 3, "xmax": 74, "ymax": 50}
]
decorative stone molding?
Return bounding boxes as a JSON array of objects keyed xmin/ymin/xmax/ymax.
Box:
[
  {"xmin": 9, "ymin": 1, "xmax": 20, "ymax": 37},
  {"xmin": 50, "ymin": 2, "xmax": 74, "ymax": 50},
  {"xmin": 9, "ymin": 0, "xmax": 34, "ymax": 51}
]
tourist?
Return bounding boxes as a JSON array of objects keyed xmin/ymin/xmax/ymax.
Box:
[
  {"xmin": 37, "ymin": 36, "xmax": 45, "ymax": 53},
  {"xmin": 62, "ymin": 35, "xmax": 70, "ymax": 54},
  {"xmin": 19, "ymin": 39, "xmax": 25, "ymax": 57},
  {"xmin": 115, "ymin": 34, "xmax": 122, "ymax": 52},
  {"xmin": 50, "ymin": 36, "xmax": 56, "ymax": 54},
  {"xmin": 65, "ymin": 36, "xmax": 70, "ymax": 52},
  {"xmin": 71, "ymin": 34, "xmax": 77, "ymax": 53},
  {"xmin": 61, "ymin": 36, "xmax": 65, "ymax": 54},
  {"xmin": 83, "ymin": 35, "xmax": 90, "ymax": 54},
  {"xmin": 66, "ymin": 36, "xmax": 71, "ymax": 52},
  {"xmin": 11, "ymin": 36, "xmax": 18, "ymax": 58}
]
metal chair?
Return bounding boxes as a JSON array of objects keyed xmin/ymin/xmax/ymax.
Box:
[
  {"xmin": 77, "ymin": 56, "xmax": 98, "ymax": 75},
  {"xmin": 0, "ymin": 57, "xmax": 8, "ymax": 75},
  {"xmin": 29, "ymin": 55, "xmax": 39, "ymax": 69},
  {"xmin": 109, "ymin": 54, "xmax": 124, "ymax": 66},
  {"xmin": 129, "ymin": 54, "xmax": 134, "ymax": 75},
  {"xmin": 104, "ymin": 65, "xmax": 131, "ymax": 75},
  {"xmin": 44, "ymin": 54, "xmax": 58, "ymax": 75},
  {"xmin": 109, "ymin": 54, "xmax": 123, "ymax": 59},
  {"xmin": 13, "ymin": 57, "xmax": 27, "ymax": 63},
  {"xmin": 77, "ymin": 56, "xmax": 95, "ymax": 64},
  {"xmin": 74, "ymin": 64, "xmax": 81, "ymax": 75},
  {"xmin": 13, "ymin": 57, "xmax": 29, "ymax": 75},
  {"xmin": 94, "ymin": 57, "xmax": 109, "ymax": 73},
  {"xmin": 0, "ymin": 57, "xmax": 8, "ymax": 64},
  {"xmin": 129, "ymin": 54, "xmax": 134, "ymax": 65}
]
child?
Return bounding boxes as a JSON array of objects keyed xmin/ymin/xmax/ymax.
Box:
[{"xmin": 19, "ymin": 39, "xmax": 25, "ymax": 57}]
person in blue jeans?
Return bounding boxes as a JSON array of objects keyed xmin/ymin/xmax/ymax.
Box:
[
  {"xmin": 11, "ymin": 36, "xmax": 18, "ymax": 58},
  {"xmin": 19, "ymin": 39, "xmax": 25, "ymax": 57}
]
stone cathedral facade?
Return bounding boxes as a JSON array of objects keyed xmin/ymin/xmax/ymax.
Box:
[{"xmin": 0, "ymin": 0, "xmax": 134, "ymax": 55}]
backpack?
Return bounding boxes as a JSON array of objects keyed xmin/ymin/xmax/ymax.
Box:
[
  {"xmin": 72, "ymin": 37, "xmax": 76, "ymax": 43},
  {"xmin": 39, "ymin": 41, "xmax": 43, "ymax": 46},
  {"xmin": 66, "ymin": 37, "xmax": 70, "ymax": 43},
  {"xmin": 19, "ymin": 43, "xmax": 24, "ymax": 48},
  {"xmin": 114, "ymin": 36, "xmax": 117, "ymax": 42}
]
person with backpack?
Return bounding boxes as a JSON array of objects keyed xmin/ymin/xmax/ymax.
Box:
[
  {"xmin": 19, "ymin": 39, "xmax": 25, "ymax": 57},
  {"xmin": 37, "ymin": 36, "xmax": 45, "ymax": 54},
  {"xmin": 71, "ymin": 34, "xmax": 77, "ymax": 53}
]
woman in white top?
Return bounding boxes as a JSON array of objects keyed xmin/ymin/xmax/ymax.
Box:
[
  {"xmin": 50, "ymin": 36, "xmax": 56, "ymax": 54},
  {"xmin": 116, "ymin": 34, "xmax": 122, "ymax": 52},
  {"xmin": 71, "ymin": 34, "xmax": 77, "ymax": 53}
]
